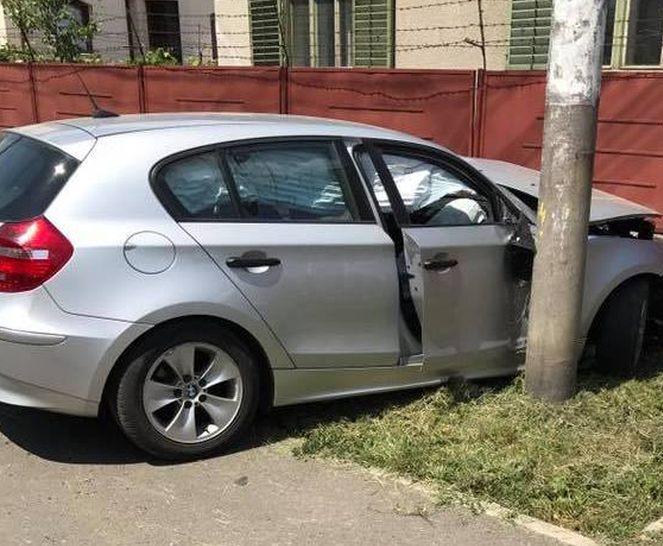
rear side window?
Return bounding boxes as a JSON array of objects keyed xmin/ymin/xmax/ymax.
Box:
[
  {"xmin": 159, "ymin": 152, "xmax": 237, "ymax": 219},
  {"xmin": 0, "ymin": 134, "xmax": 79, "ymax": 222},
  {"xmin": 155, "ymin": 140, "xmax": 371, "ymax": 223},
  {"xmin": 225, "ymin": 142, "xmax": 359, "ymax": 222}
]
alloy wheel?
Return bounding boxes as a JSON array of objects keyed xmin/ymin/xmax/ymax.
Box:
[{"xmin": 142, "ymin": 342, "xmax": 243, "ymax": 444}]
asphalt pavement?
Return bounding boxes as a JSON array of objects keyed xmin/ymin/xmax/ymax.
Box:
[{"xmin": 0, "ymin": 402, "xmax": 560, "ymax": 546}]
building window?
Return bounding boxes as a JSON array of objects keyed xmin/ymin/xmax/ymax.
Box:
[
  {"xmin": 67, "ymin": 0, "xmax": 93, "ymax": 54},
  {"xmin": 146, "ymin": 0, "xmax": 183, "ymax": 61},
  {"xmin": 624, "ymin": 0, "xmax": 663, "ymax": 65},
  {"xmin": 290, "ymin": 0, "xmax": 311, "ymax": 66},
  {"xmin": 509, "ymin": 0, "xmax": 663, "ymax": 70},
  {"xmin": 249, "ymin": 0, "xmax": 392, "ymax": 67}
]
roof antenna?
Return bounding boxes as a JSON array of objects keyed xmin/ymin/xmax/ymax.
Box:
[{"xmin": 75, "ymin": 72, "xmax": 119, "ymax": 119}]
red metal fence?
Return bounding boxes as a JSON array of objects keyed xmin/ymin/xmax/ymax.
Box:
[
  {"xmin": 477, "ymin": 70, "xmax": 663, "ymax": 219},
  {"xmin": 1, "ymin": 63, "xmax": 662, "ymax": 223}
]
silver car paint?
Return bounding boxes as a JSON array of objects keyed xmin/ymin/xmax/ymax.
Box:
[
  {"xmin": 464, "ymin": 157, "xmax": 663, "ymax": 344},
  {"xmin": 403, "ymin": 225, "xmax": 529, "ymax": 374},
  {"xmin": 184, "ymin": 222, "xmax": 401, "ymax": 368},
  {"xmin": 0, "ymin": 113, "xmax": 661, "ymax": 417},
  {"xmin": 466, "ymin": 157, "xmax": 660, "ymax": 223}
]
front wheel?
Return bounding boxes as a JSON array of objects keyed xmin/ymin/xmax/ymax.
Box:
[
  {"xmin": 596, "ymin": 278, "xmax": 649, "ymax": 377},
  {"xmin": 110, "ymin": 322, "xmax": 260, "ymax": 460}
]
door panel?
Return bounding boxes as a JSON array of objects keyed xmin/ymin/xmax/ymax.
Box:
[
  {"xmin": 403, "ymin": 225, "xmax": 524, "ymax": 374},
  {"xmin": 156, "ymin": 138, "xmax": 402, "ymax": 369},
  {"xmin": 184, "ymin": 223, "xmax": 401, "ymax": 368},
  {"xmin": 360, "ymin": 142, "xmax": 529, "ymax": 376}
]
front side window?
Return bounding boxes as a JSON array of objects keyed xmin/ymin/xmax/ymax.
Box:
[
  {"xmin": 225, "ymin": 141, "xmax": 360, "ymax": 222},
  {"xmin": 382, "ymin": 152, "xmax": 492, "ymax": 227}
]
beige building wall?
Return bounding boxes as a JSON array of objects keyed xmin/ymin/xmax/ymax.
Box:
[
  {"xmin": 88, "ymin": 0, "xmax": 131, "ymax": 61},
  {"xmin": 395, "ymin": 0, "xmax": 511, "ymax": 70},
  {"xmin": 0, "ymin": 7, "xmax": 8, "ymax": 45},
  {"xmin": 0, "ymin": 0, "xmax": 130, "ymax": 61},
  {"xmin": 126, "ymin": 0, "xmax": 215, "ymax": 62},
  {"xmin": 0, "ymin": 0, "xmax": 216, "ymax": 63},
  {"xmin": 214, "ymin": 0, "xmax": 252, "ymax": 66},
  {"xmin": 177, "ymin": 0, "xmax": 216, "ymax": 62},
  {"xmin": 0, "ymin": 6, "xmax": 19, "ymax": 48}
]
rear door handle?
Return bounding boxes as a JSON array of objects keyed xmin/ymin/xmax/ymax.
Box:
[
  {"xmin": 423, "ymin": 258, "xmax": 458, "ymax": 271},
  {"xmin": 226, "ymin": 257, "xmax": 281, "ymax": 268}
]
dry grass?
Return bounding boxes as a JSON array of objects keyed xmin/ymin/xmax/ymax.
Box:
[{"xmin": 294, "ymin": 354, "xmax": 663, "ymax": 545}]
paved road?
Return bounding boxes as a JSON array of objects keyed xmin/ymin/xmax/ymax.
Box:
[{"xmin": 0, "ymin": 402, "xmax": 559, "ymax": 546}]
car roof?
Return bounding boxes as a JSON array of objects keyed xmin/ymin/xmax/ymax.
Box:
[
  {"xmin": 10, "ymin": 113, "xmax": 440, "ymax": 160},
  {"xmin": 55, "ymin": 113, "xmax": 410, "ymax": 138}
]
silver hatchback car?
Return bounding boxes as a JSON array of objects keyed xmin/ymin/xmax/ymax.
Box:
[{"xmin": 0, "ymin": 113, "xmax": 661, "ymax": 459}]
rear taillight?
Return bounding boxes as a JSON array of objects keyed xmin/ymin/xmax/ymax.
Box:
[{"xmin": 0, "ymin": 217, "xmax": 73, "ymax": 293}]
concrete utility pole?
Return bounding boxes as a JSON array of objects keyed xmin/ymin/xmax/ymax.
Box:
[{"xmin": 525, "ymin": 0, "xmax": 607, "ymax": 401}]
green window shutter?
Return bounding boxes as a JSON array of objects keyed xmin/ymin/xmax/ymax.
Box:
[
  {"xmin": 249, "ymin": 0, "xmax": 281, "ymax": 65},
  {"xmin": 508, "ymin": 0, "xmax": 552, "ymax": 69},
  {"xmin": 353, "ymin": 0, "xmax": 394, "ymax": 67}
]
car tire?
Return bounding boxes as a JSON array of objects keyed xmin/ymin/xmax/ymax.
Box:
[
  {"xmin": 110, "ymin": 321, "xmax": 260, "ymax": 460},
  {"xmin": 596, "ymin": 278, "xmax": 649, "ymax": 377}
]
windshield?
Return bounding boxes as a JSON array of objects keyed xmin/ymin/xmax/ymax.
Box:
[{"xmin": 0, "ymin": 133, "xmax": 79, "ymax": 222}]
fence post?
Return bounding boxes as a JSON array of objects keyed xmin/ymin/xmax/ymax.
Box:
[
  {"xmin": 28, "ymin": 63, "xmax": 39, "ymax": 123},
  {"xmin": 279, "ymin": 66, "xmax": 289, "ymax": 115},
  {"xmin": 138, "ymin": 64, "xmax": 147, "ymax": 113},
  {"xmin": 472, "ymin": 69, "xmax": 487, "ymax": 157}
]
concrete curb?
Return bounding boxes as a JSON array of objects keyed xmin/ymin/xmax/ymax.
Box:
[
  {"xmin": 641, "ymin": 515, "xmax": 663, "ymax": 539},
  {"xmin": 482, "ymin": 502, "xmax": 599, "ymax": 546},
  {"xmin": 359, "ymin": 466, "xmax": 600, "ymax": 546}
]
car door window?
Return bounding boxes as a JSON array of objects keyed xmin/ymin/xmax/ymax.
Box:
[
  {"xmin": 159, "ymin": 151, "xmax": 237, "ymax": 220},
  {"xmin": 356, "ymin": 151, "xmax": 393, "ymax": 214},
  {"xmin": 225, "ymin": 141, "xmax": 361, "ymax": 222},
  {"xmin": 382, "ymin": 153, "xmax": 492, "ymax": 227}
]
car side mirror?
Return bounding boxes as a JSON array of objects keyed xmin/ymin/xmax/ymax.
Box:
[
  {"xmin": 506, "ymin": 213, "xmax": 536, "ymax": 280},
  {"xmin": 510, "ymin": 213, "xmax": 536, "ymax": 252}
]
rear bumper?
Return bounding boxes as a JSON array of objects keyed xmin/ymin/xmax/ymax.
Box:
[
  {"xmin": 0, "ymin": 370, "xmax": 97, "ymax": 416},
  {"xmin": 0, "ymin": 288, "xmax": 150, "ymax": 417}
]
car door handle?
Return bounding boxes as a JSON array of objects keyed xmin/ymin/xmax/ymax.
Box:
[
  {"xmin": 423, "ymin": 258, "xmax": 458, "ymax": 271},
  {"xmin": 226, "ymin": 257, "xmax": 282, "ymax": 268}
]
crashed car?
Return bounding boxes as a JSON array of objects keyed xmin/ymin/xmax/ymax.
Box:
[{"xmin": 0, "ymin": 113, "xmax": 660, "ymax": 459}]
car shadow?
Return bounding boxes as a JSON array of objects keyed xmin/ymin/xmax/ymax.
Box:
[
  {"xmin": 0, "ymin": 346, "xmax": 661, "ymax": 466},
  {"xmin": 0, "ymin": 387, "xmax": 429, "ymax": 466},
  {"xmin": 0, "ymin": 403, "xmax": 148, "ymax": 464}
]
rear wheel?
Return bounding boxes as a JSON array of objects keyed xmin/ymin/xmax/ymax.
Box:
[
  {"xmin": 111, "ymin": 322, "xmax": 259, "ymax": 460},
  {"xmin": 596, "ymin": 278, "xmax": 649, "ymax": 377}
]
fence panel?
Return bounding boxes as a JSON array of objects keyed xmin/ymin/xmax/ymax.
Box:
[
  {"xmin": 478, "ymin": 71, "xmax": 547, "ymax": 168},
  {"xmin": 0, "ymin": 64, "xmax": 35, "ymax": 129},
  {"xmin": 593, "ymin": 73, "xmax": 663, "ymax": 217},
  {"xmin": 32, "ymin": 64, "xmax": 141, "ymax": 121},
  {"xmin": 287, "ymin": 68, "xmax": 476, "ymax": 155},
  {"xmin": 143, "ymin": 66, "xmax": 281, "ymax": 114},
  {"xmin": 479, "ymin": 71, "xmax": 663, "ymax": 227},
  {"xmin": 1, "ymin": 62, "xmax": 663, "ymax": 227}
]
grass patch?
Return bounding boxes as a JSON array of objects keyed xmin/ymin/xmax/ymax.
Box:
[{"xmin": 294, "ymin": 356, "xmax": 663, "ymax": 545}]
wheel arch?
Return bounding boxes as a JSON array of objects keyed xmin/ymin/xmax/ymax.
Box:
[
  {"xmin": 583, "ymin": 272, "xmax": 662, "ymax": 349},
  {"xmin": 101, "ymin": 315, "xmax": 275, "ymax": 417}
]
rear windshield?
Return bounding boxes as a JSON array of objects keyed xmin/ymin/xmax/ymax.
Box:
[{"xmin": 0, "ymin": 133, "xmax": 79, "ymax": 222}]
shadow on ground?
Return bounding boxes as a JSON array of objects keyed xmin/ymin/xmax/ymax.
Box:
[{"xmin": 0, "ymin": 345, "xmax": 661, "ymax": 466}]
